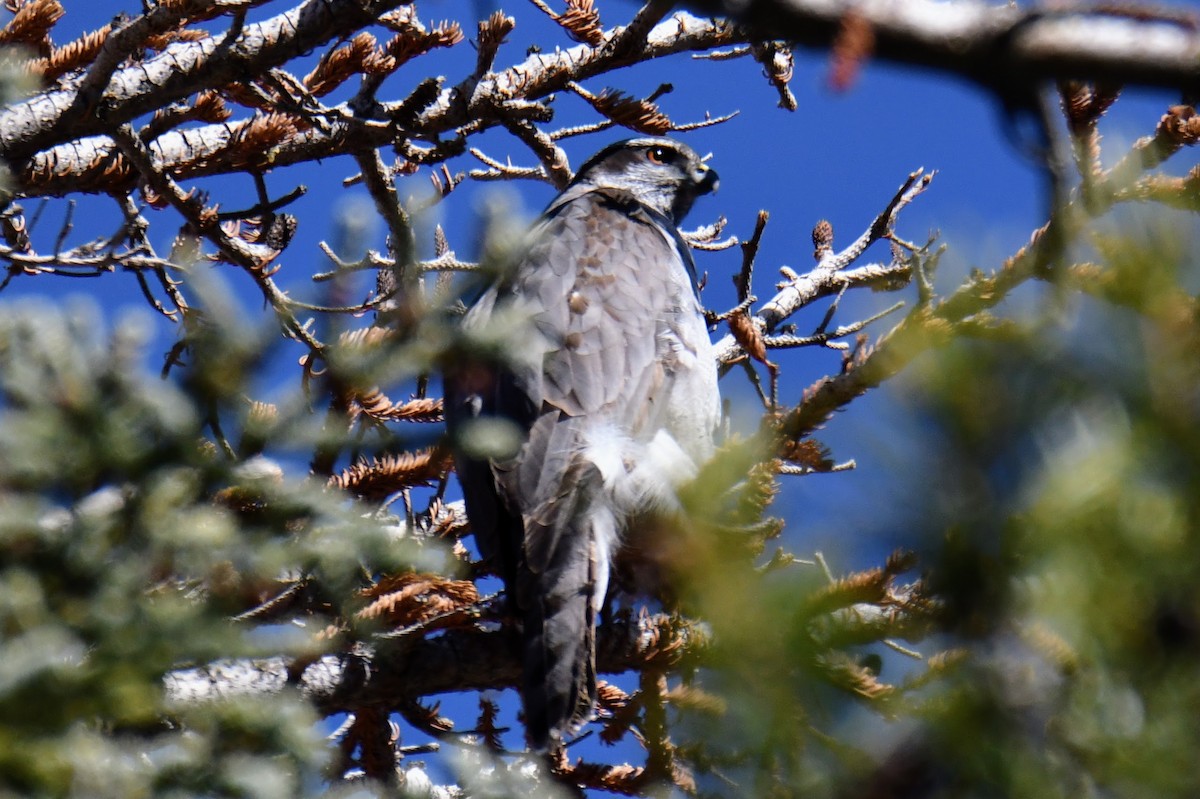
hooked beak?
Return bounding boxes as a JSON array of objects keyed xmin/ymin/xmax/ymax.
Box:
[{"xmin": 694, "ymin": 163, "xmax": 719, "ymax": 194}]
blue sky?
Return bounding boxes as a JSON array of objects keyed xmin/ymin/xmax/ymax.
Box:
[{"xmin": 8, "ymin": 0, "xmax": 1200, "ymax": 783}]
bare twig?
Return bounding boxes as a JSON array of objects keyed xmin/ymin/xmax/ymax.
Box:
[
  {"xmin": 713, "ymin": 170, "xmax": 933, "ymax": 367},
  {"xmin": 108, "ymin": 123, "xmax": 325, "ymax": 353},
  {"xmin": 764, "ymin": 301, "xmax": 905, "ymax": 350},
  {"xmin": 468, "ymin": 147, "xmax": 551, "ymax": 182}
]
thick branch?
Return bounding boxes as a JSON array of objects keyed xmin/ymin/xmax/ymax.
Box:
[
  {"xmin": 411, "ymin": 11, "xmax": 741, "ymax": 131},
  {"xmin": 0, "ymin": 0, "xmax": 411, "ymax": 165},
  {"xmin": 688, "ymin": 0, "xmax": 1200, "ymax": 95},
  {"xmin": 164, "ymin": 613, "xmax": 708, "ymax": 713}
]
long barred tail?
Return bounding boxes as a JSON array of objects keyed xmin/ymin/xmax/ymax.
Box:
[
  {"xmin": 519, "ymin": 474, "xmax": 613, "ymax": 749},
  {"xmin": 521, "ymin": 555, "xmax": 598, "ymax": 748}
]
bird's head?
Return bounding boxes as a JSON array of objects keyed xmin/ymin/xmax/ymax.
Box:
[{"xmin": 570, "ymin": 137, "xmax": 718, "ymax": 224}]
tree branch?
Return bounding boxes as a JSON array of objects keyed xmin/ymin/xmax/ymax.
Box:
[
  {"xmin": 0, "ymin": 0, "xmax": 412, "ymax": 165},
  {"xmin": 164, "ymin": 613, "xmax": 710, "ymax": 714},
  {"xmin": 687, "ymin": 0, "xmax": 1200, "ymax": 96},
  {"xmin": 713, "ymin": 169, "xmax": 932, "ymax": 367},
  {"xmin": 10, "ymin": 12, "xmax": 743, "ymax": 199}
]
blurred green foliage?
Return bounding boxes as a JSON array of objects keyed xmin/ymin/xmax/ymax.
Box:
[
  {"xmin": 0, "ymin": 298, "xmax": 422, "ymax": 798},
  {"xmin": 851, "ymin": 219, "xmax": 1200, "ymax": 799}
]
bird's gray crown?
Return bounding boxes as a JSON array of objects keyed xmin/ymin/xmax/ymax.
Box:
[{"xmin": 569, "ymin": 137, "xmax": 718, "ymax": 224}]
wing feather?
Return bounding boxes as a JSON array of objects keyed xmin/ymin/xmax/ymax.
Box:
[{"xmin": 520, "ymin": 190, "xmax": 686, "ymax": 422}]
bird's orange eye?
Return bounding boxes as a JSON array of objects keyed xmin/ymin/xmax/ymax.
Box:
[{"xmin": 646, "ymin": 146, "xmax": 670, "ymax": 165}]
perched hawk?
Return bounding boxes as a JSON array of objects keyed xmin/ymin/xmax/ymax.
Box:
[{"xmin": 447, "ymin": 137, "xmax": 721, "ymax": 749}]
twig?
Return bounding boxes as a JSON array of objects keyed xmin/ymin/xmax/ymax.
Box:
[
  {"xmin": 671, "ymin": 109, "xmax": 740, "ymax": 131},
  {"xmin": 550, "ymin": 118, "xmax": 616, "ymax": 140},
  {"xmin": 214, "ymin": 184, "xmax": 307, "ymax": 221},
  {"xmin": 600, "ymin": 0, "xmax": 674, "ymax": 61},
  {"xmin": 693, "ymin": 46, "xmax": 751, "ymax": 60},
  {"xmin": 468, "ymin": 147, "xmax": 550, "ymax": 182},
  {"xmin": 735, "ymin": 210, "xmax": 769, "ymax": 302},
  {"xmin": 764, "ymin": 301, "xmax": 905, "ymax": 350},
  {"xmin": 713, "ymin": 170, "xmax": 933, "ymax": 367},
  {"xmin": 108, "ymin": 124, "xmax": 325, "ymax": 353},
  {"xmin": 352, "ymin": 149, "xmax": 415, "ymax": 278},
  {"xmin": 501, "ymin": 118, "xmax": 573, "ymax": 188},
  {"xmin": 52, "ymin": 200, "xmax": 74, "ymax": 255},
  {"xmin": 778, "ymin": 459, "xmax": 855, "ymax": 476}
]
